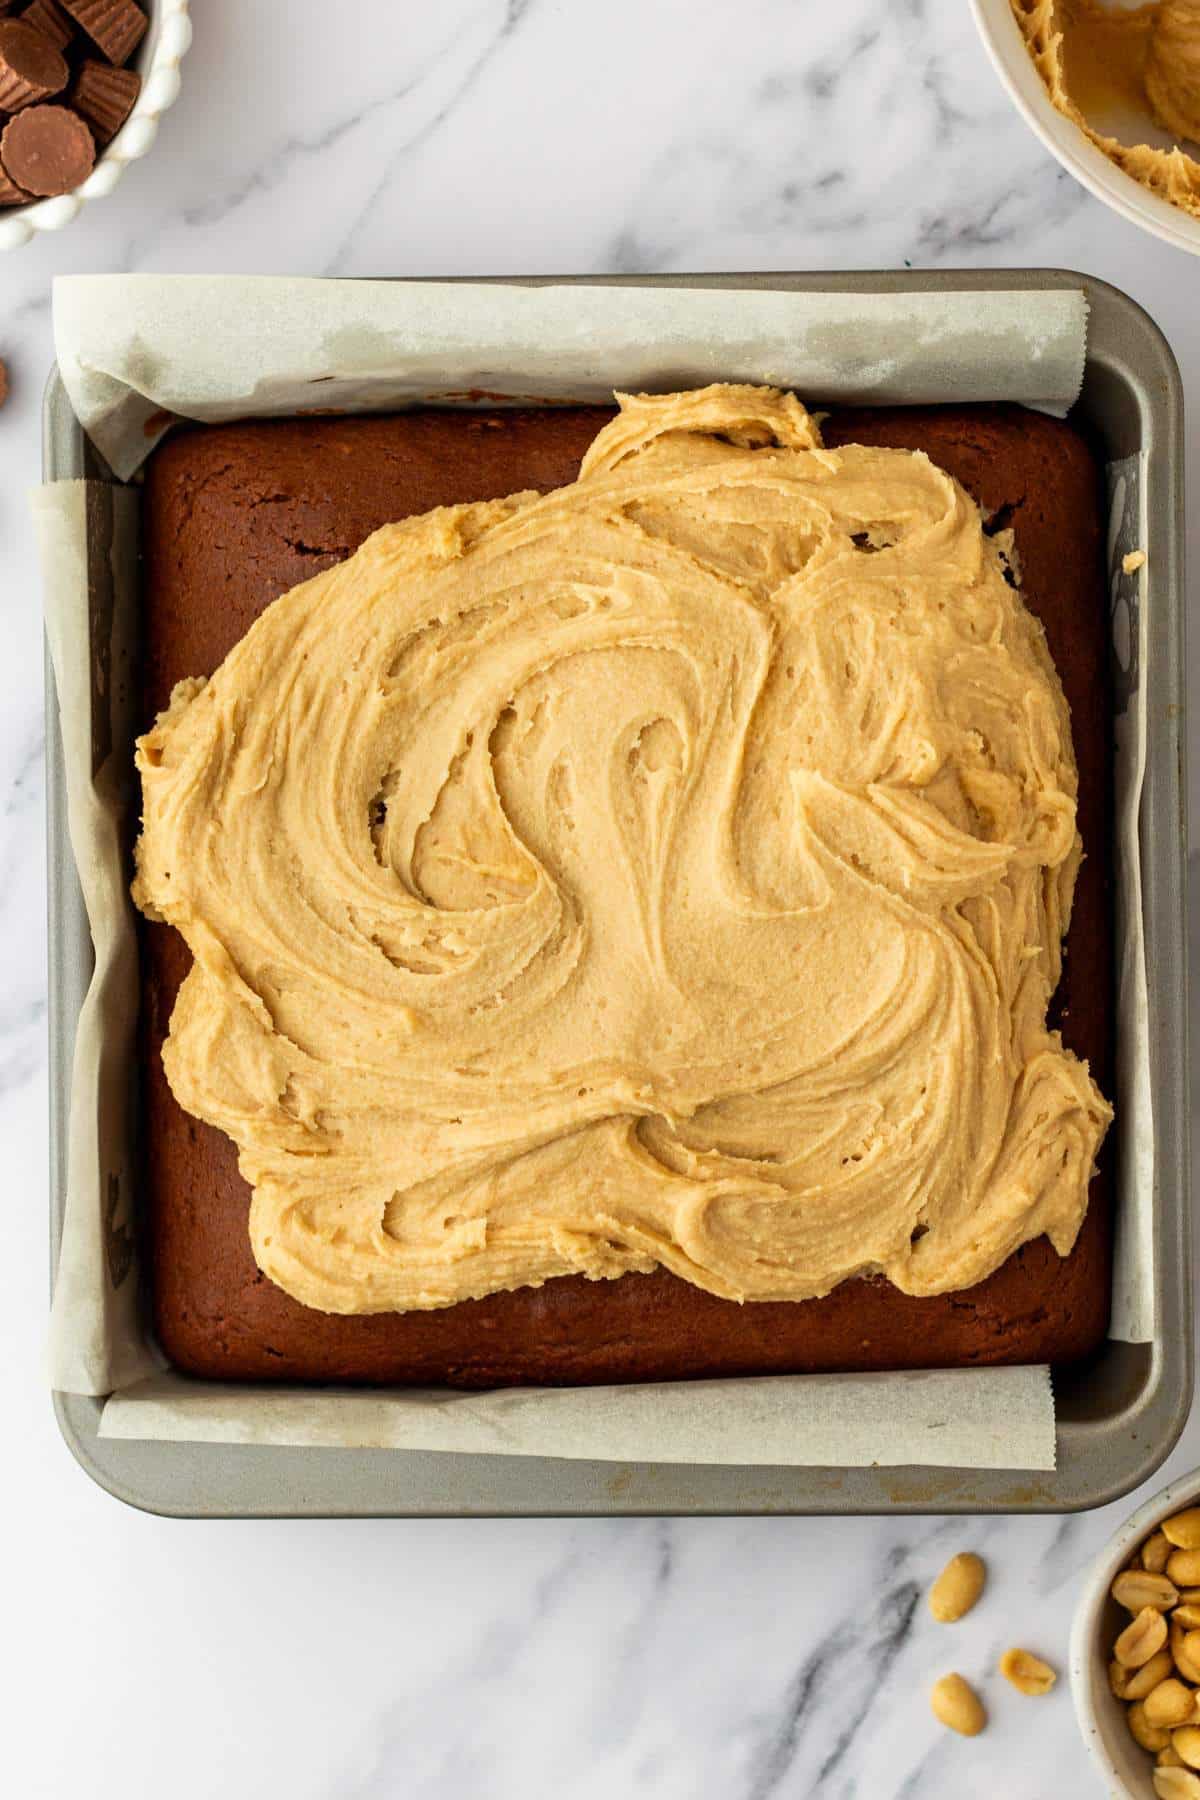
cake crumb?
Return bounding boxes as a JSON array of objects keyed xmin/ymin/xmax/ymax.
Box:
[{"xmin": 1123, "ymin": 550, "xmax": 1147, "ymax": 574}]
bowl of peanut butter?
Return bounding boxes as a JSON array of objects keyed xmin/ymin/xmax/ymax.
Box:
[{"xmin": 972, "ymin": 0, "xmax": 1200, "ymax": 256}]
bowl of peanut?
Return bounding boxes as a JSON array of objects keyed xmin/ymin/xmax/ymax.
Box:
[{"xmin": 1072, "ymin": 1472, "xmax": 1200, "ymax": 1798}]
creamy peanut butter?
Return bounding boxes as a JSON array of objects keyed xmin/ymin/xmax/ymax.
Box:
[
  {"xmin": 134, "ymin": 386, "xmax": 1111, "ymax": 1316},
  {"xmin": 1013, "ymin": 0, "xmax": 1200, "ymax": 220}
]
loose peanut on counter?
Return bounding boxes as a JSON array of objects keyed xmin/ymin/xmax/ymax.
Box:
[
  {"xmin": 1114, "ymin": 1570, "xmax": 1180, "ymax": 1613},
  {"xmin": 1164, "ymin": 1512, "xmax": 1200, "ymax": 1551},
  {"xmin": 1118, "ymin": 1608, "xmax": 1171, "ymax": 1669},
  {"xmin": 1155, "ymin": 1766, "xmax": 1200, "ymax": 1799},
  {"xmin": 928, "ymin": 1552, "xmax": 986, "ymax": 1623},
  {"xmin": 999, "ymin": 1648, "xmax": 1056, "ymax": 1696},
  {"xmin": 930, "ymin": 1673, "xmax": 986, "ymax": 1737}
]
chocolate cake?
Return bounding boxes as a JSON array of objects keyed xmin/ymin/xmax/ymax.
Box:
[{"xmin": 139, "ymin": 402, "xmax": 1113, "ymax": 1384}]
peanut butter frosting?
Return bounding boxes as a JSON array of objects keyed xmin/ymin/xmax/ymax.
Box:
[
  {"xmin": 1013, "ymin": 0, "xmax": 1200, "ymax": 220},
  {"xmin": 133, "ymin": 385, "xmax": 1111, "ymax": 1317}
]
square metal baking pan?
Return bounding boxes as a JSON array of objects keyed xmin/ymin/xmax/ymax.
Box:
[{"xmin": 46, "ymin": 270, "xmax": 1190, "ymax": 1516}]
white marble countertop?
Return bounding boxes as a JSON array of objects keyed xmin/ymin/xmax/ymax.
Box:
[{"xmin": 5, "ymin": 2, "xmax": 1199, "ymax": 1794}]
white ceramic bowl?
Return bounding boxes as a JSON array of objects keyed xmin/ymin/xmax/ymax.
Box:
[
  {"xmin": 1072, "ymin": 1468, "xmax": 1200, "ymax": 1798},
  {"xmin": 0, "ymin": 0, "xmax": 191, "ymax": 252},
  {"xmin": 970, "ymin": 0, "xmax": 1200, "ymax": 257}
]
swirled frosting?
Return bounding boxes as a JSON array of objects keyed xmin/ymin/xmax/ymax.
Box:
[
  {"xmin": 134, "ymin": 385, "xmax": 1111, "ymax": 1316},
  {"xmin": 1013, "ymin": 0, "xmax": 1200, "ymax": 220}
]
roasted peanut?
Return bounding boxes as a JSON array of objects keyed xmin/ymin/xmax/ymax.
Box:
[
  {"xmin": 1131, "ymin": 1701, "xmax": 1174, "ymax": 1752},
  {"xmin": 1163, "ymin": 1511, "xmax": 1200, "ymax": 1551},
  {"xmin": 1114, "ymin": 1570, "xmax": 1180, "ymax": 1613},
  {"xmin": 1123, "ymin": 1651, "xmax": 1177, "ymax": 1702},
  {"xmin": 928, "ymin": 1552, "xmax": 986, "ymax": 1623},
  {"xmin": 1171, "ymin": 1624, "xmax": 1200, "ymax": 1685},
  {"xmin": 1106, "ymin": 1521, "xmax": 1200, "ymax": 1792},
  {"xmin": 930, "ymin": 1673, "xmax": 986, "ymax": 1737},
  {"xmin": 1118, "ymin": 1607, "xmax": 1171, "ymax": 1668},
  {"xmin": 1146, "ymin": 1680, "xmax": 1198, "ymax": 1729},
  {"xmin": 1144, "ymin": 1533, "xmax": 1175, "ymax": 1574},
  {"xmin": 999, "ymin": 1648, "xmax": 1056, "ymax": 1696},
  {"xmin": 1155, "ymin": 1767, "xmax": 1200, "ymax": 1799}
]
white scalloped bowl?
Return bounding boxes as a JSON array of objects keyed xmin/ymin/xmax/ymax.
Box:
[
  {"xmin": 0, "ymin": 0, "xmax": 191, "ymax": 251},
  {"xmin": 971, "ymin": 0, "xmax": 1200, "ymax": 258}
]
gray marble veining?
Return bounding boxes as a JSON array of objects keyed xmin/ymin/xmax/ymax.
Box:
[{"xmin": 4, "ymin": 2, "xmax": 1200, "ymax": 1795}]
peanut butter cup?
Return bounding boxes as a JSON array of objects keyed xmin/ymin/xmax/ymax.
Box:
[
  {"xmin": 71, "ymin": 54, "xmax": 136, "ymax": 139},
  {"xmin": 0, "ymin": 15, "xmax": 67, "ymax": 110},
  {"xmin": 0, "ymin": 98, "xmax": 93, "ymax": 193},
  {"xmin": 20, "ymin": 0, "xmax": 73, "ymax": 51},
  {"xmin": 0, "ymin": 160, "xmax": 30, "ymax": 201},
  {"xmin": 60, "ymin": 0, "xmax": 143, "ymax": 65}
]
